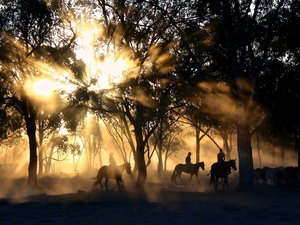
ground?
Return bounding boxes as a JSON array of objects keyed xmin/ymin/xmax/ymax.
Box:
[{"xmin": 0, "ymin": 170, "xmax": 299, "ymax": 225}]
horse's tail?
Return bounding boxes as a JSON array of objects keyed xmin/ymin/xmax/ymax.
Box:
[
  {"xmin": 90, "ymin": 177, "xmax": 97, "ymax": 180},
  {"xmin": 171, "ymin": 168, "xmax": 177, "ymax": 182}
]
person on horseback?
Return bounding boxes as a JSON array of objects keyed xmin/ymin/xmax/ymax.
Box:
[
  {"xmin": 217, "ymin": 149, "xmax": 231, "ymax": 175},
  {"xmin": 109, "ymin": 152, "xmax": 120, "ymax": 177},
  {"xmin": 217, "ymin": 149, "xmax": 225, "ymax": 163},
  {"xmin": 186, "ymin": 152, "xmax": 192, "ymax": 164},
  {"xmin": 185, "ymin": 152, "xmax": 193, "ymax": 172}
]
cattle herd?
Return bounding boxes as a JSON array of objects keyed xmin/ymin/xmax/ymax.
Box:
[{"xmin": 254, "ymin": 166, "xmax": 298, "ymax": 187}]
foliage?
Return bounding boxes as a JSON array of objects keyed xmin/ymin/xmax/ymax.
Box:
[{"xmin": 0, "ymin": 0, "xmax": 299, "ymax": 188}]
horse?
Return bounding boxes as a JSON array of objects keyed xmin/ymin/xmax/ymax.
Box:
[
  {"xmin": 284, "ymin": 166, "xmax": 298, "ymax": 186},
  {"xmin": 276, "ymin": 166, "xmax": 285, "ymax": 186},
  {"xmin": 254, "ymin": 166, "xmax": 269, "ymax": 186},
  {"xmin": 171, "ymin": 162, "xmax": 205, "ymax": 184},
  {"xmin": 208, "ymin": 159, "xmax": 237, "ymax": 190},
  {"xmin": 92, "ymin": 162, "xmax": 131, "ymax": 191},
  {"xmin": 254, "ymin": 168, "xmax": 264, "ymax": 185},
  {"xmin": 265, "ymin": 168, "xmax": 278, "ymax": 187}
]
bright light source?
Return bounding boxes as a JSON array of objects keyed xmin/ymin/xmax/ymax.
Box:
[
  {"xmin": 102, "ymin": 58, "xmax": 127, "ymax": 77},
  {"xmin": 33, "ymin": 79, "xmax": 53, "ymax": 97}
]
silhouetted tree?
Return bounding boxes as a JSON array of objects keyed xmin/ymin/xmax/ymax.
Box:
[
  {"xmin": 37, "ymin": 107, "xmax": 64, "ymax": 176},
  {"xmin": 189, "ymin": 0, "xmax": 294, "ymax": 189},
  {"xmin": 43, "ymin": 134, "xmax": 69, "ymax": 173},
  {"xmin": 0, "ymin": 0, "xmax": 77, "ymax": 187},
  {"xmin": 69, "ymin": 0, "xmax": 182, "ymax": 188}
]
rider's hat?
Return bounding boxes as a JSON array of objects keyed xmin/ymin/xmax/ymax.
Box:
[
  {"xmin": 109, "ymin": 152, "xmax": 114, "ymax": 156},
  {"xmin": 188, "ymin": 152, "xmax": 191, "ymax": 155}
]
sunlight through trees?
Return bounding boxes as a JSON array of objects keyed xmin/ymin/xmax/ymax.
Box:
[{"xmin": 0, "ymin": 0, "xmax": 299, "ymax": 190}]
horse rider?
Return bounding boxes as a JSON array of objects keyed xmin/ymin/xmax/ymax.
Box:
[
  {"xmin": 217, "ymin": 148, "xmax": 225, "ymax": 164},
  {"xmin": 185, "ymin": 152, "xmax": 193, "ymax": 172},
  {"xmin": 109, "ymin": 152, "xmax": 120, "ymax": 177},
  {"xmin": 217, "ymin": 148, "xmax": 231, "ymax": 175}
]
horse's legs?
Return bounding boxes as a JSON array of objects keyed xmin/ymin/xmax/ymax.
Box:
[
  {"xmin": 117, "ymin": 178, "xmax": 124, "ymax": 191},
  {"xmin": 174, "ymin": 170, "xmax": 177, "ymax": 184},
  {"xmin": 189, "ymin": 173, "xmax": 199, "ymax": 184},
  {"xmin": 105, "ymin": 178, "xmax": 109, "ymax": 190},
  {"xmin": 178, "ymin": 172, "xmax": 183, "ymax": 183},
  {"xmin": 214, "ymin": 176, "xmax": 218, "ymax": 190},
  {"xmin": 116, "ymin": 179, "xmax": 120, "ymax": 191},
  {"xmin": 196, "ymin": 173, "xmax": 199, "ymax": 184},
  {"xmin": 222, "ymin": 178, "xmax": 228, "ymax": 190},
  {"xmin": 189, "ymin": 174, "xmax": 194, "ymax": 183}
]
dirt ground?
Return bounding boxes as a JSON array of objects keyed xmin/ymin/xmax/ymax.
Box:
[{"xmin": 0, "ymin": 170, "xmax": 300, "ymax": 225}]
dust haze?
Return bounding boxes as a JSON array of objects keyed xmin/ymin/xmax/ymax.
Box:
[{"xmin": 0, "ymin": 132, "xmax": 297, "ymax": 203}]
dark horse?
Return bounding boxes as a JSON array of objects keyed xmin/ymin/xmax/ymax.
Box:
[
  {"xmin": 171, "ymin": 162, "xmax": 205, "ymax": 184},
  {"xmin": 208, "ymin": 159, "xmax": 237, "ymax": 190},
  {"xmin": 92, "ymin": 163, "xmax": 131, "ymax": 191}
]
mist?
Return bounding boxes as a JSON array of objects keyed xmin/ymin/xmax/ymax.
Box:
[{"xmin": 0, "ymin": 128, "xmax": 297, "ymax": 203}]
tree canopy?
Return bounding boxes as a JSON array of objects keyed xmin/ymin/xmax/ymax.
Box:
[{"xmin": 0, "ymin": 0, "xmax": 299, "ymax": 189}]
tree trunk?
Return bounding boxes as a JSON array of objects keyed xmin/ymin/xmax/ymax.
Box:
[
  {"xmin": 98, "ymin": 148, "xmax": 102, "ymax": 168},
  {"xmin": 37, "ymin": 120, "xmax": 44, "ymax": 177},
  {"xmin": 157, "ymin": 124, "xmax": 163, "ymax": 178},
  {"xmin": 38, "ymin": 145, "xmax": 43, "ymax": 176},
  {"xmin": 26, "ymin": 116, "xmax": 38, "ymax": 188},
  {"xmin": 164, "ymin": 150, "xmax": 168, "ymax": 171},
  {"xmin": 237, "ymin": 122, "xmax": 254, "ymax": 190},
  {"xmin": 222, "ymin": 133, "xmax": 231, "ymax": 160},
  {"xmin": 134, "ymin": 104, "xmax": 147, "ymax": 188},
  {"xmin": 272, "ymin": 135, "xmax": 278, "ymax": 165},
  {"xmin": 280, "ymin": 145, "xmax": 285, "ymax": 164},
  {"xmin": 121, "ymin": 114, "xmax": 136, "ymax": 170},
  {"xmin": 256, "ymin": 133, "xmax": 262, "ymax": 166},
  {"xmin": 296, "ymin": 124, "xmax": 300, "ymax": 186},
  {"xmin": 135, "ymin": 129, "xmax": 146, "ymax": 188},
  {"xmin": 157, "ymin": 145, "xmax": 163, "ymax": 177},
  {"xmin": 195, "ymin": 127, "xmax": 200, "ymax": 163},
  {"xmin": 44, "ymin": 146, "xmax": 54, "ymax": 174},
  {"xmin": 229, "ymin": 132, "xmax": 233, "ymax": 156}
]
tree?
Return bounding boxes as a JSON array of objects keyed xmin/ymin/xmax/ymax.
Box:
[
  {"xmin": 37, "ymin": 107, "xmax": 64, "ymax": 176},
  {"xmin": 175, "ymin": 0, "xmax": 294, "ymax": 190},
  {"xmin": 270, "ymin": 0, "xmax": 300, "ymax": 184},
  {"xmin": 181, "ymin": 106, "xmax": 215, "ymax": 163},
  {"xmin": 82, "ymin": 115, "xmax": 103, "ymax": 170},
  {"xmin": 101, "ymin": 112, "xmax": 134, "ymax": 166},
  {"xmin": 0, "ymin": 0, "xmax": 76, "ymax": 187},
  {"xmin": 43, "ymin": 134, "xmax": 69, "ymax": 174},
  {"xmin": 215, "ymin": 0, "xmax": 295, "ymax": 189},
  {"xmin": 69, "ymin": 0, "xmax": 182, "ymax": 188},
  {"xmin": 162, "ymin": 124, "xmax": 187, "ymax": 171},
  {"xmin": 159, "ymin": 0, "xmax": 296, "ymax": 189},
  {"xmin": 0, "ymin": 0, "xmax": 55, "ymax": 187}
]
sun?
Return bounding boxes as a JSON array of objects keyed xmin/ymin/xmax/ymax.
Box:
[
  {"xmin": 76, "ymin": 23, "xmax": 137, "ymax": 90},
  {"xmin": 101, "ymin": 58, "xmax": 127, "ymax": 78},
  {"xmin": 98, "ymin": 58, "xmax": 128, "ymax": 87},
  {"xmin": 33, "ymin": 79, "xmax": 53, "ymax": 97}
]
